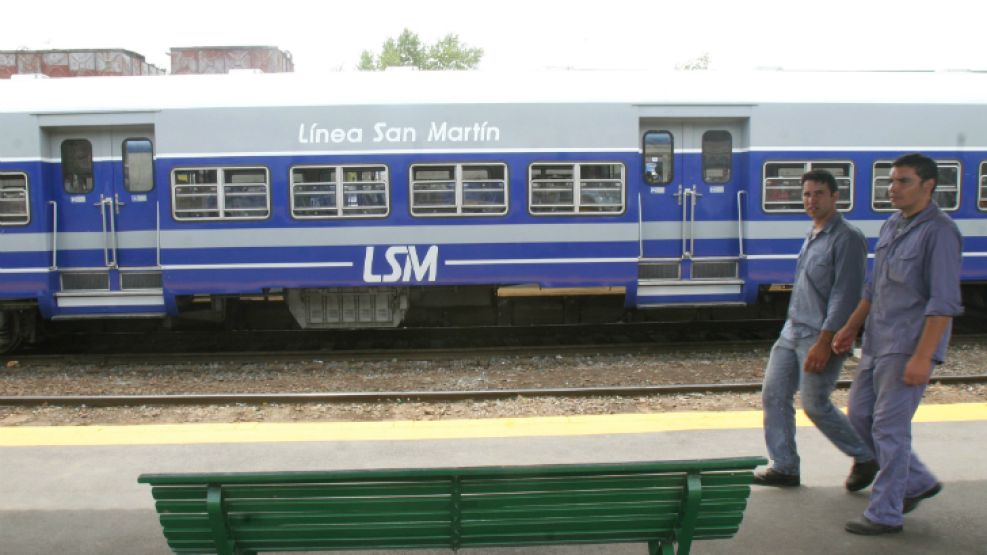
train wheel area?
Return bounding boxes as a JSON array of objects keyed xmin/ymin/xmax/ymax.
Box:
[{"xmin": 0, "ymin": 309, "xmax": 36, "ymax": 354}]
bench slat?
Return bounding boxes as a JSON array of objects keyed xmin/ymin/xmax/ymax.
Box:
[
  {"xmin": 234, "ymin": 537, "xmax": 454, "ymax": 550},
  {"xmin": 138, "ymin": 457, "xmax": 765, "ymax": 485},
  {"xmin": 152, "ymin": 481, "xmax": 453, "ymax": 500},
  {"xmin": 461, "ymin": 474, "xmax": 686, "ymax": 493}
]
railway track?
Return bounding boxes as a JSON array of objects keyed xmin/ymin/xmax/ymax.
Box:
[
  {"xmin": 2, "ymin": 375, "xmax": 986, "ymax": 408},
  {"xmin": 4, "ymin": 338, "xmax": 780, "ymax": 366},
  {"xmin": 2, "ymin": 321, "xmax": 983, "ymax": 411},
  {"xmin": 6, "ymin": 331, "xmax": 986, "ymax": 366}
]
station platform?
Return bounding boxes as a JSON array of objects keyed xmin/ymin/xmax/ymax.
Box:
[{"xmin": 1, "ymin": 403, "xmax": 985, "ymax": 554}]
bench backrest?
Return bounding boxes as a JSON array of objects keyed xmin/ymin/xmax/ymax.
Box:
[{"xmin": 139, "ymin": 456, "xmax": 765, "ymax": 555}]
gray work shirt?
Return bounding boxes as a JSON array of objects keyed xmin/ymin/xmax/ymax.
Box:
[
  {"xmin": 781, "ymin": 212, "xmax": 867, "ymax": 340},
  {"xmin": 862, "ymin": 202, "xmax": 963, "ymax": 363}
]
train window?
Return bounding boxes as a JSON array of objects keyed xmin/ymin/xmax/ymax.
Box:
[
  {"xmin": 933, "ymin": 162, "xmax": 960, "ymax": 211},
  {"xmin": 763, "ymin": 161, "xmax": 853, "ymax": 213},
  {"xmin": 172, "ymin": 167, "xmax": 270, "ymax": 220},
  {"xmin": 291, "ymin": 165, "xmax": 388, "ymax": 219},
  {"xmin": 872, "ymin": 160, "xmax": 960, "ymax": 212},
  {"xmin": 0, "ymin": 173, "xmax": 30, "ymax": 226},
  {"xmin": 61, "ymin": 139, "xmax": 93, "ymax": 194},
  {"xmin": 811, "ymin": 162, "xmax": 853, "ymax": 211},
  {"xmin": 702, "ymin": 130, "xmax": 731, "ymax": 184},
  {"xmin": 643, "ymin": 131, "xmax": 673, "ymax": 185},
  {"xmin": 980, "ymin": 161, "xmax": 987, "ymax": 211},
  {"xmin": 123, "ymin": 139, "xmax": 154, "ymax": 193},
  {"xmin": 529, "ymin": 162, "xmax": 625, "ymax": 215},
  {"xmin": 871, "ymin": 162, "xmax": 892, "ymax": 211},
  {"xmin": 410, "ymin": 163, "xmax": 507, "ymax": 216}
]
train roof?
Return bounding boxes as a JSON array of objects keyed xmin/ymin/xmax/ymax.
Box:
[{"xmin": 2, "ymin": 70, "xmax": 987, "ymax": 113}]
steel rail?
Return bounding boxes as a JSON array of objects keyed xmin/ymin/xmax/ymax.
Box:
[
  {"xmin": 6, "ymin": 332, "xmax": 985, "ymax": 366},
  {"xmin": 2, "ymin": 374, "xmax": 985, "ymax": 407},
  {"xmin": 0, "ymin": 339, "xmax": 782, "ymax": 365}
]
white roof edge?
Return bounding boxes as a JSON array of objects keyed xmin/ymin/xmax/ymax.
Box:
[{"xmin": 2, "ymin": 70, "xmax": 987, "ymax": 113}]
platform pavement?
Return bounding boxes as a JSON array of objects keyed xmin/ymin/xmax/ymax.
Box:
[{"xmin": 1, "ymin": 404, "xmax": 985, "ymax": 555}]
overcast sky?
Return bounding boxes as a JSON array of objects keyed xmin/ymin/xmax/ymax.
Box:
[{"xmin": 5, "ymin": 0, "xmax": 985, "ymax": 73}]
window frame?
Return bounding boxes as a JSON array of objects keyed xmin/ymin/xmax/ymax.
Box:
[
  {"xmin": 290, "ymin": 164, "xmax": 390, "ymax": 219},
  {"xmin": 762, "ymin": 160, "xmax": 855, "ymax": 214},
  {"xmin": 642, "ymin": 130, "xmax": 674, "ymax": 186},
  {"xmin": 122, "ymin": 137, "xmax": 155, "ymax": 193},
  {"xmin": 871, "ymin": 159, "xmax": 961, "ymax": 212},
  {"xmin": 61, "ymin": 138, "xmax": 94, "ymax": 194},
  {"xmin": 171, "ymin": 166, "xmax": 271, "ymax": 221},
  {"xmin": 979, "ymin": 160, "xmax": 987, "ymax": 212},
  {"xmin": 701, "ymin": 130, "xmax": 732, "ymax": 184},
  {"xmin": 0, "ymin": 172, "xmax": 30, "ymax": 226},
  {"xmin": 409, "ymin": 162, "xmax": 508, "ymax": 217},
  {"xmin": 528, "ymin": 161, "xmax": 626, "ymax": 216}
]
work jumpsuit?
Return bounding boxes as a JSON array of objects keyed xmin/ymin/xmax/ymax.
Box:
[
  {"xmin": 762, "ymin": 212, "xmax": 873, "ymax": 475},
  {"xmin": 848, "ymin": 202, "xmax": 963, "ymax": 527}
]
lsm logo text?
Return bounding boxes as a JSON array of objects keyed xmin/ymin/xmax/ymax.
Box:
[{"xmin": 362, "ymin": 246, "xmax": 439, "ymax": 283}]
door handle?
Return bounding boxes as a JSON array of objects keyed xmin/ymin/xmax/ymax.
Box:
[
  {"xmin": 93, "ymin": 195, "xmax": 118, "ymax": 268},
  {"xmin": 114, "ymin": 193, "xmax": 126, "ymax": 215}
]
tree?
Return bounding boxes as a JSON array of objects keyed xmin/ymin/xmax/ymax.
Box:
[
  {"xmin": 676, "ymin": 52, "xmax": 711, "ymax": 71},
  {"xmin": 358, "ymin": 28, "xmax": 483, "ymax": 71}
]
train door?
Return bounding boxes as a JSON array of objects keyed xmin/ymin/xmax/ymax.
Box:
[
  {"xmin": 46, "ymin": 126, "xmax": 164, "ymax": 316},
  {"xmin": 636, "ymin": 120, "xmax": 746, "ymax": 307}
]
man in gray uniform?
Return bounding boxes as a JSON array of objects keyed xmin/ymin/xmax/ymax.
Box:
[
  {"xmin": 834, "ymin": 153, "xmax": 963, "ymax": 535},
  {"xmin": 754, "ymin": 169, "xmax": 877, "ymax": 488}
]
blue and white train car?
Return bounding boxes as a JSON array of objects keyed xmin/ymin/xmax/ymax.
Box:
[{"xmin": 1, "ymin": 70, "xmax": 985, "ymax": 349}]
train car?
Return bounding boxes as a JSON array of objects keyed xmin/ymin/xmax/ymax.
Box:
[{"xmin": 1, "ymin": 70, "xmax": 985, "ymax": 351}]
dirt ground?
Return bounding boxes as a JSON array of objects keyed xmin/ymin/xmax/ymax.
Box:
[{"xmin": 1, "ymin": 342, "xmax": 984, "ymax": 426}]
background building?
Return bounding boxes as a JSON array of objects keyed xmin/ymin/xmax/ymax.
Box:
[
  {"xmin": 169, "ymin": 46, "xmax": 293, "ymax": 74},
  {"xmin": 0, "ymin": 46, "xmax": 292, "ymax": 78},
  {"xmin": 0, "ymin": 49, "xmax": 164, "ymax": 78}
]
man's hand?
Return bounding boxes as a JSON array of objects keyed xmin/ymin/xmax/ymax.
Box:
[
  {"xmin": 903, "ymin": 355, "xmax": 933, "ymax": 385},
  {"xmin": 831, "ymin": 325, "xmax": 858, "ymax": 355},
  {"xmin": 902, "ymin": 316, "xmax": 951, "ymax": 386},
  {"xmin": 804, "ymin": 340, "xmax": 832, "ymax": 373}
]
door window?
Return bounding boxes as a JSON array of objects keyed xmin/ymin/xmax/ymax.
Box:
[
  {"xmin": 61, "ymin": 139, "xmax": 94, "ymax": 193},
  {"xmin": 643, "ymin": 131, "xmax": 673, "ymax": 185},
  {"xmin": 123, "ymin": 139, "xmax": 154, "ymax": 193},
  {"xmin": 702, "ymin": 130, "xmax": 732, "ymax": 184}
]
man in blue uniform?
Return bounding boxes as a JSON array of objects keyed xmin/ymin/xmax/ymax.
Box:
[
  {"xmin": 833, "ymin": 153, "xmax": 963, "ymax": 535},
  {"xmin": 753, "ymin": 169, "xmax": 876, "ymax": 488}
]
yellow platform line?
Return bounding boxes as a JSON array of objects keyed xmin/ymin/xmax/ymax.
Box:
[{"xmin": 1, "ymin": 403, "xmax": 985, "ymax": 447}]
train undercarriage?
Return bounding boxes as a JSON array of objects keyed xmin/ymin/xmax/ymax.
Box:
[{"xmin": 3, "ymin": 282, "xmax": 984, "ymax": 354}]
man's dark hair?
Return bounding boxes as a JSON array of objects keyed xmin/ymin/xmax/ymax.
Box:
[
  {"xmin": 801, "ymin": 169, "xmax": 838, "ymax": 194},
  {"xmin": 893, "ymin": 153, "xmax": 939, "ymax": 188}
]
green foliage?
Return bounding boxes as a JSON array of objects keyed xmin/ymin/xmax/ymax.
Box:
[
  {"xmin": 359, "ymin": 28, "xmax": 483, "ymax": 71},
  {"xmin": 676, "ymin": 52, "xmax": 711, "ymax": 71},
  {"xmin": 357, "ymin": 50, "xmax": 376, "ymax": 71}
]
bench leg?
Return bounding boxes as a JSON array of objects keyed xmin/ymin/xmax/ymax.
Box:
[{"xmin": 648, "ymin": 540, "xmax": 674, "ymax": 555}]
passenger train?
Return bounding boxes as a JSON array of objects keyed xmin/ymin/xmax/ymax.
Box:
[{"xmin": 1, "ymin": 70, "xmax": 985, "ymax": 351}]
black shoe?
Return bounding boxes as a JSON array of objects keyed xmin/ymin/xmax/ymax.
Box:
[
  {"xmin": 845, "ymin": 459, "xmax": 879, "ymax": 492},
  {"xmin": 752, "ymin": 467, "xmax": 800, "ymax": 487},
  {"xmin": 845, "ymin": 516, "xmax": 903, "ymax": 535},
  {"xmin": 903, "ymin": 482, "xmax": 942, "ymax": 514}
]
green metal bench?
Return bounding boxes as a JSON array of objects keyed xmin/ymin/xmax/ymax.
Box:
[{"xmin": 139, "ymin": 456, "xmax": 765, "ymax": 555}]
